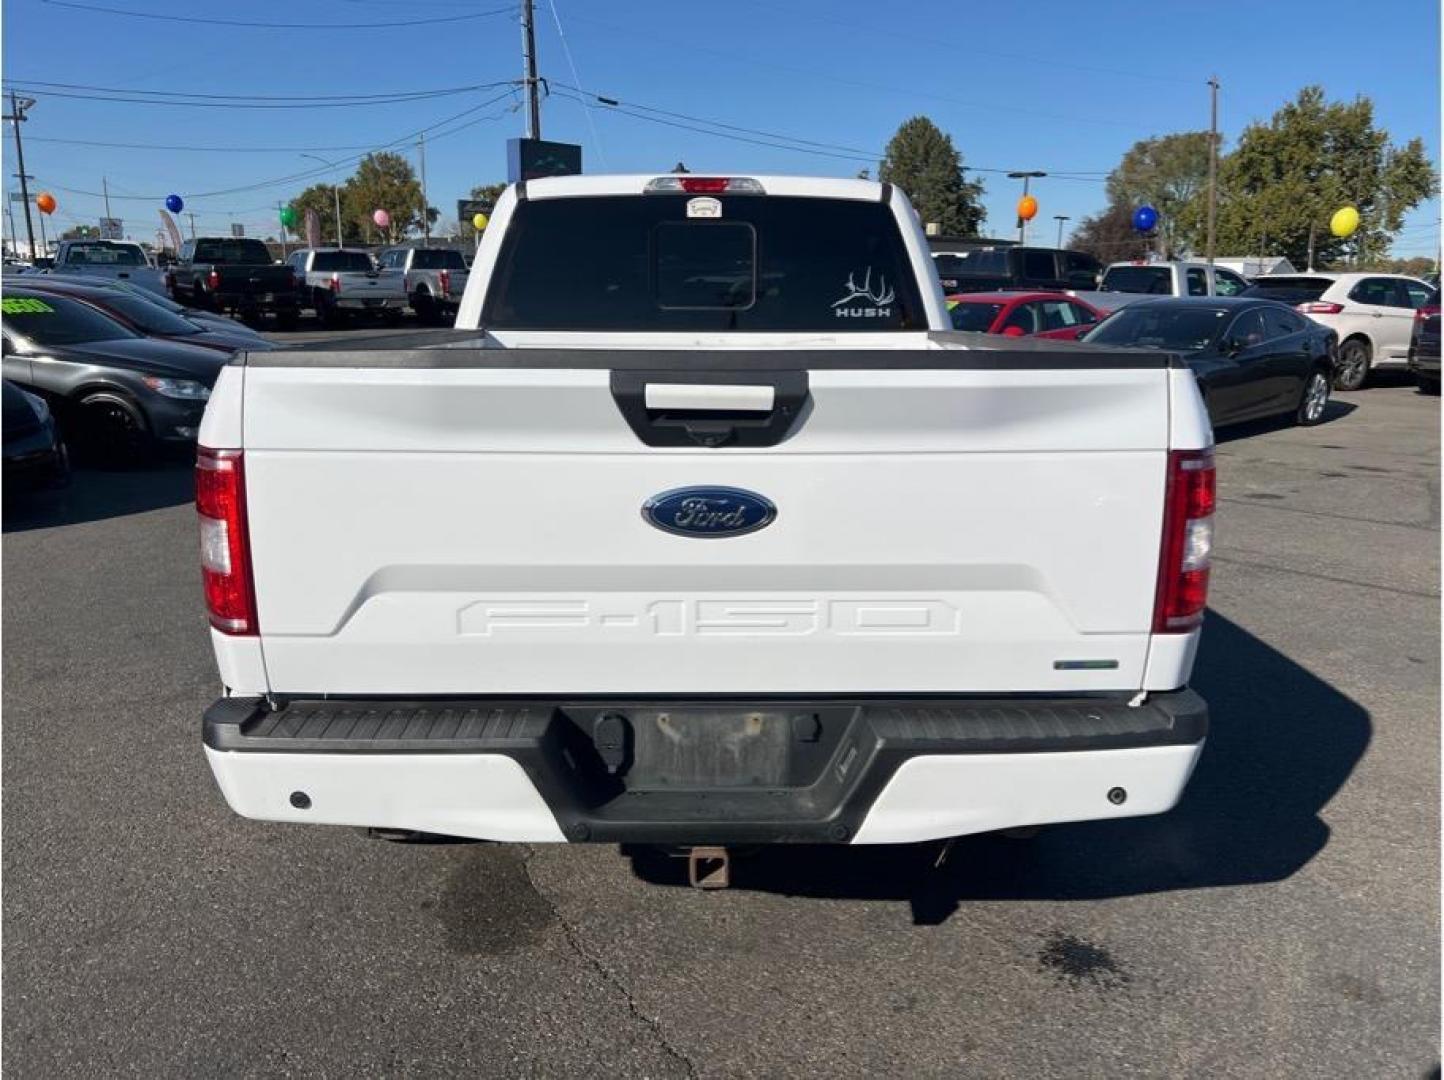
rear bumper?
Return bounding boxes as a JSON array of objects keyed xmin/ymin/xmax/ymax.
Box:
[{"xmin": 203, "ymin": 690, "xmax": 1207, "ymax": 845}]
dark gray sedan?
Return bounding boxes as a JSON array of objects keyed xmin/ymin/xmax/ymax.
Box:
[
  {"xmin": 2, "ymin": 289, "xmax": 233, "ymax": 463},
  {"xmin": 1083, "ymin": 296, "xmax": 1339, "ymax": 428}
]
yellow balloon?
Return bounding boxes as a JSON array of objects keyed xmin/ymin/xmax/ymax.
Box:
[
  {"xmin": 1330, "ymin": 206, "xmax": 1360, "ymax": 238},
  {"xmin": 471, "ymin": 213, "xmax": 489, "ymax": 231}
]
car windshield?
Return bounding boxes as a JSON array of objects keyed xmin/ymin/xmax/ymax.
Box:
[
  {"xmin": 408, "ymin": 249, "xmax": 468, "ymax": 270},
  {"xmin": 2, "ymin": 293, "xmax": 141, "ymax": 345},
  {"xmin": 934, "ymin": 250, "xmax": 1009, "ymax": 277},
  {"xmin": 64, "ymin": 242, "xmax": 147, "ymax": 267},
  {"xmin": 1100, "ymin": 265, "xmax": 1174, "ymax": 294},
  {"xmin": 311, "ymin": 251, "xmax": 375, "ymax": 273},
  {"xmin": 1247, "ymin": 276, "xmax": 1332, "ymax": 302},
  {"xmin": 1084, "ymin": 304, "xmax": 1230, "ymax": 351},
  {"xmin": 948, "ymin": 301, "xmax": 1004, "ymax": 332}
]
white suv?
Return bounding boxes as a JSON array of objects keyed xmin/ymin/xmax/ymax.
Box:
[{"xmin": 1249, "ymin": 272, "xmax": 1434, "ymax": 390}]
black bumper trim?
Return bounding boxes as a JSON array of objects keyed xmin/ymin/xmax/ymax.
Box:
[{"xmin": 204, "ymin": 691, "xmax": 1207, "ymax": 844}]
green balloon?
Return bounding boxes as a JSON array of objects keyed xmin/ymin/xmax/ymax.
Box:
[{"xmin": 278, "ymin": 205, "xmax": 298, "ymax": 228}]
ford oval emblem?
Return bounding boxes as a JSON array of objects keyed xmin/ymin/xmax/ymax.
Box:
[{"xmin": 642, "ymin": 486, "xmax": 776, "ymax": 538}]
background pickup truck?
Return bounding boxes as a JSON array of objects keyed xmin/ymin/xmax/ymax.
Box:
[
  {"xmin": 284, "ymin": 248, "xmax": 407, "ymax": 326},
  {"xmin": 1099, "ymin": 260, "xmax": 1250, "ymax": 299},
  {"xmin": 198, "ymin": 174, "xmax": 1212, "ymax": 861},
  {"xmin": 49, "ymin": 239, "xmax": 167, "ymax": 296},
  {"xmin": 169, "ymin": 237, "xmax": 300, "ymax": 325},
  {"xmin": 378, "ymin": 246, "xmax": 469, "ymax": 324}
]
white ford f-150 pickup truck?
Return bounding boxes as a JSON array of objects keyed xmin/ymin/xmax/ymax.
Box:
[{"xmin": 198, "ymin": 174, "xmax": 1212, "ymax": 861}]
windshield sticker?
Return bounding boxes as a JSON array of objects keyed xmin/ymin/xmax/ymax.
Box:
[
  {"xmin": 686, "ymin": 196, "xmax": 722, "ymax": 219},
  {"xmin": 833, "ymin": 267, "xmax": 895, "ymax": 319},
  {"xmin": 1, "ymin": 298, "xmax": 54, "ymax": 314}
]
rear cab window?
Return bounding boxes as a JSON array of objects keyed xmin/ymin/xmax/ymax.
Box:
[
  {"xmin": 1101, "ymin": 265, "xmax": 1173, "ymax": 295},
  {"xmin": 311, "ymin": 251, "xmax": 375, "ymax": 273},
  {"xmin": 409, "ymin": 249, "xmax": 468, "ymax": 270},
  {"xmin": 483, "ymin": 195, "xmax": 926, "ymax": 331},
  {"xmin": 194, "ymin": 239, "xmax": 272, "ymax": 264}
]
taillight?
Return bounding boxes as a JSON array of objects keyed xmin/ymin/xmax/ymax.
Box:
[
  {"xmin": 206, "ymin": 270, "xmax": 220, "ymax": 291},
  {"xmin": 329, "ymin": 273, "xmax": 341, "ymax": 294},
  {"xmin": 196, "ymin": 447, "xmax": 257, "ymax": 635},
  {"xmin": 1416, "ymin": 305, "xmax": 1439, "ymax": 323},
  {"xmin": 439, "ymin": 268, "xmax": 450, "ymax": 298},
  {"xmin": 1153, "ymin": 449, "xmax": 1215, "ymax": 633},
  {"xmin": 1297, "ymin": 301, "xmax": 1343, "ymax": 314}
]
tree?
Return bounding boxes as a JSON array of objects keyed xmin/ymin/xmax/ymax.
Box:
[
  {"xmin": 60, "ymin": 224, "xmax": 100, "ymax": 241},
  {"xmin": 289, "ymin": 183, "xmax": 360, "ymax": 245},
  {"xmin": 461, "ymin": 182, "xmax": 507, "ymax": 242},
  {"xmin": 1212, "ymin": 86, "xmax": 1436, "ymax": 268},
  {"xmin": 879, "ymin": 117, "xmax": 986, "ymax": 236},
  {"xmin": 1106, "ymin": 132, "xmax": 1211, "ymax": 258},
  {"xmin": 1069, "ymin": 202, "xmax": 1153, "ymax": 263},
  {"xmin": 341, "ymin": 152, "xmax": 425, "ymax": 244}
]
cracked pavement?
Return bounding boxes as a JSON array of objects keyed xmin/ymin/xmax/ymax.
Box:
[{"xmin": 3, "ymin": 353, "xmax": 1438, "ymax": 1076}]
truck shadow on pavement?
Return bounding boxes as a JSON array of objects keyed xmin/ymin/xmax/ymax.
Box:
[
  {"xmin": 627, "ymin": 611, "xmax": 1371, "ymax": 923},
  {"xmin": 2, "ymin": 458, "xmax": 195, "ymax": 534}
]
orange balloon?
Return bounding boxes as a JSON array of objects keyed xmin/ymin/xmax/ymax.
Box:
[
  {"xmin": 35, "ymin": 192, "xmax": 56, "ymax": 215},
  {"xmin": 1017, "ymin": 194, "xmax": 1038, "ymax": 222}
]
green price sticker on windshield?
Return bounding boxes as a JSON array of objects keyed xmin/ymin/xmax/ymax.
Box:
[{"xmin": 1, "ymin": 298, "xmax": 55, "ymax": 314}]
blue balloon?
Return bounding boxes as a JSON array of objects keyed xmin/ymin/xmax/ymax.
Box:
[
  {"xmin": 1132, "ymin": 205, "xmax": 1158, "ymax": 232},
  {"xmin": 165, "ymin": 194, "xmax": 184, "ymax": 214}
]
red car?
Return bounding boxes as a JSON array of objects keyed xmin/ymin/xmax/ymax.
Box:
[{"xmin": 945, "ymin": 291, "xmax": 1109, "ymax": 340}]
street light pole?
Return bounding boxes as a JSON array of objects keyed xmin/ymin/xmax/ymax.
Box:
[
  {"xmin": 1007, "ymin": 170, "xmax": 1046, "ymax": 244},
  {"xmin": 1053, "ymin": 214, "xmax": 1071, "ymax": 248},
  {"xmin": 1206, "ymin": 75, "xmax": 1220, "ymax": 267},
  {"xmin": 301, "ymin": 153, "xmax": 346, "ymax": 247}
]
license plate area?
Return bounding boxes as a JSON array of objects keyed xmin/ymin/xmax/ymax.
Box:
[{"xmin": 578, "ymin": 705, "xmax": 857, "ymax": 791}]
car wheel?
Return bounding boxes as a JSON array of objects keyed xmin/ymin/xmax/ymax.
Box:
[
  {"xmin": 1296, "ymin": 368, "xmax": 1331, "ymax": 426},
  {"xmin": 191, "ymin": 286, "xmax": 211, "ymax": 312},
  {"xmin": 275, "ymin": 309, "xmax": 299, "ymax": 331},
  {"xmin": 412, "ymin": 290, "xmax": 438, "ymax": 325},
  {"xmin": 74, "ymin": 392, "xmax": 151, "ymax": 466},
  {"xmin": 1418, "ymin": 375, "xmax": 1441, "ymax": 396},
  {"xmin": 1334, "ymin": 338, "xmax": 1371, "ymax": 391},
  {"xmin": 318, "ymin": 295, "xmax": 345, "ymax": 329}
]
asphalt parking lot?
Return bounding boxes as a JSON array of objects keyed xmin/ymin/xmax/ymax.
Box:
[{"xmin": 3, "ymin": 337, "xmax": 1439, "ymax": 1076}]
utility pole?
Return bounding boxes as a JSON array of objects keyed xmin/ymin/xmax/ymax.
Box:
[
  {"xmin": 301, "ymin": 153, "xmax": 346, "ymax": 246},
  {"xmin": 1053, "ymin": 214, "xmax": 1071, "ymax": 248},
  {"xmin": 102, "ymin": 175, "xmax": 112, "ymax": 221},
  {"xmin": 1206, "ymin": 75, "xmax": 1219, "ymax": 267},
  {"xmin": 6, "ymin": 92, "xmax": 36, "ymax": 259},
  {"xmin": 521, "ymin": 0, "xmax": 541, "ymax": 139},
  {"xmin": 187, "ymin": 211, "xmax": 196, "ymax": 240},
  {"xmin": 417, "ymin": 132, "xmax": 430, "ymax": 245},
  {"xmin": 1007, "ymin": 170, "xmax": 1046, "ymax": 243}
]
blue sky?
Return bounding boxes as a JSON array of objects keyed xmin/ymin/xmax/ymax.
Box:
[{"xmin": 3, "ymin": 0, "xmax": 1439, "ymax": 257}]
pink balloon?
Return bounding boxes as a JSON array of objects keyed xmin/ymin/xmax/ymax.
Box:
[{"xmin": 372, "ymin": 209, "xmax": 390, "ymax": 228}]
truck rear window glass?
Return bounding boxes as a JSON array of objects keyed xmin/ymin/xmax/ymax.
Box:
[
  {"xmin": 1101, "ymin": 266, "xmax": 1174, "ymax": 294},
  {"xmin": 408, "ymin": 249, "xmax": 468, "ymax": 270},
  {"xmin": 63, "ymin": 243, "xmax": 147, "ymax": 266},
  {"xmin": 483, "ymin": 195, "xmax": 925, "ymax": 331},
  {"xmin": 311, "ymin": 251, "xmax": 375, "ymax": 273},
  {"xmin": 194, "ymin": 239, "xmax": 272, "ymax": 264}
]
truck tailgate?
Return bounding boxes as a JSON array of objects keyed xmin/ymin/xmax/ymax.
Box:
[{"xmin": 236, "ymin": 347, "xmax": 1174, "ymax": 695}]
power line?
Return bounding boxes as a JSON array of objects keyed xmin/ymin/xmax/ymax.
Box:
[
  {"xmin": 1, "ymin": 82, "xmax": 516, "ymax": 110},
  {"xmin": 546, "ymin": 0, "xmax": 607, "ymax": 170},
  {"xmin": 40, "ymin": 0, "xmax": 516, "ymax": 29},
  {"xmin": 35, "ymin": 90, "xmax": 521, "ymax": 204},
  {"xmin": 2, "ymin": 77, "xmax": 516, "ymax": 103}
]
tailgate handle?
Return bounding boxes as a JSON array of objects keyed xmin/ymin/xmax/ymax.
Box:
[
  {"xmin": 643, "ymin": 382, "xmax": 775, "ymax": 412},
  {"xmin": 612, "ymin": 370, "xmax": 809, "ymax": 448}
]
